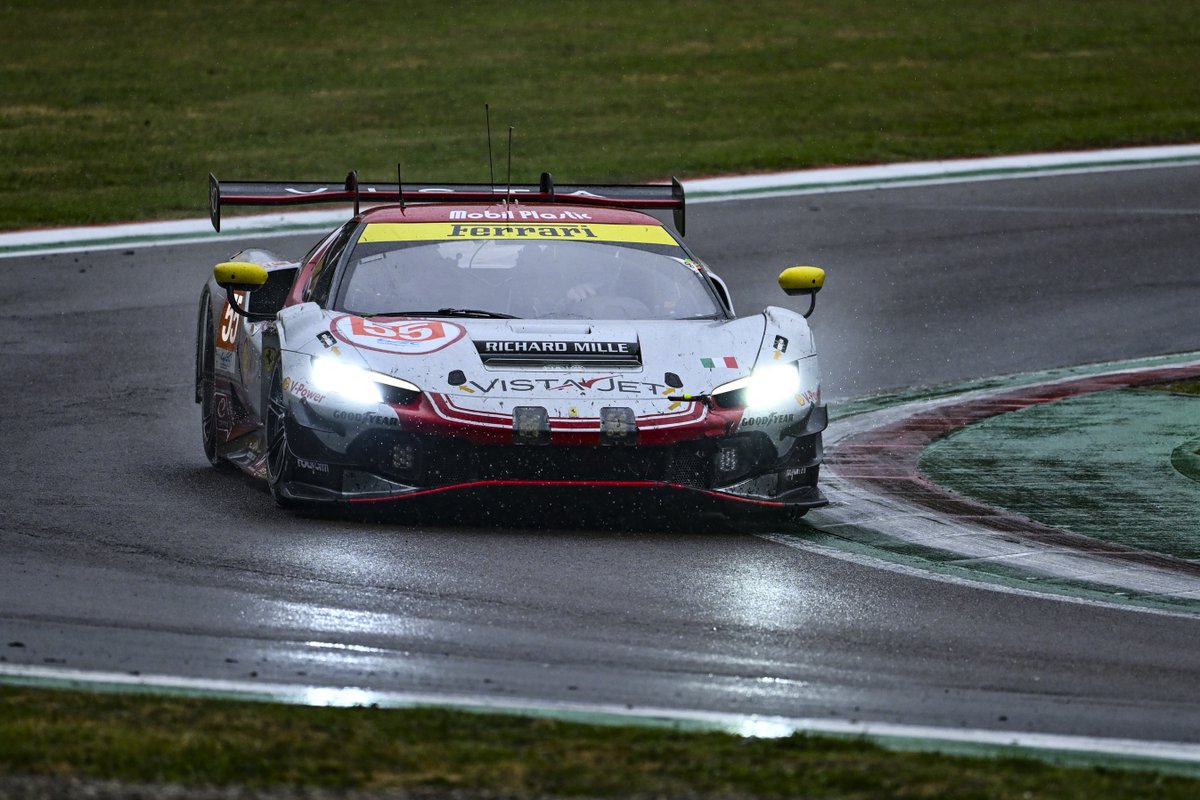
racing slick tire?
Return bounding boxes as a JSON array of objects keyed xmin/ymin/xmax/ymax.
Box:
[
  {"xmin": 265, "ymin": 363, "xmax": 300, "ymax": 508},
  {"xmin": 196, "ymin": 293, "xmax": 231, "ymax": 470}
]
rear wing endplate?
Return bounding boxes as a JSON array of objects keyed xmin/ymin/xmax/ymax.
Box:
[{"xmin": 209, "ymin": 171, "xmax": 686, "ymax": 235}]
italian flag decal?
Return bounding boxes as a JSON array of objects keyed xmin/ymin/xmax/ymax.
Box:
[{"xmin": 701, "ymin": 356, "xmax": 738, "ymax": 369}]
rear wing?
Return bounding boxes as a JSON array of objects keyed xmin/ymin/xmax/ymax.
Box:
[{"xmin": 208, "ymin": 171, "xmax": 686, "ymax": 235}]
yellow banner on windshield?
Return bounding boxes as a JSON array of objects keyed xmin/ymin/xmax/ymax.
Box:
[{"xmin": 359, "ymin": 222, "xmax": 678, "ymax": 246}]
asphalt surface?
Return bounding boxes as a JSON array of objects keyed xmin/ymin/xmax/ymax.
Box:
[{"xmin": 2, "ymin": 166, "xmax": 1200, "ymax": 742}]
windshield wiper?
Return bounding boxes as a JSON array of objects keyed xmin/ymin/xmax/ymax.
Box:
[
  {"xmin": 436, "ymin": 308, "xmax": 519, "ymax": 319},
  {"xmin": 364, "ymin": 308, "xmax": 519, "ymax": 319}
]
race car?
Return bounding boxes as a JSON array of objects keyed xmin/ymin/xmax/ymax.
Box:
[{"xmin": 196, "ymin": 171, "xmax": 828, "ymax": 518}]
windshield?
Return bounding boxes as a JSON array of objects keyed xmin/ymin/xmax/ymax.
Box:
[{"xmin": 335, "ymin": 227, "xmax": 726, "ymax": 320}]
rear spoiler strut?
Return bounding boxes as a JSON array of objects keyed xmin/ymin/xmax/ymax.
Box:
[{"xmin": 208, "ymin": 171, "xmax": 686, "ymax": 235}]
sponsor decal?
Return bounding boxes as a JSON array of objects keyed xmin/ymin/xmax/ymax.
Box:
[
  {"xmin": 238, "ymin": 337, "xmax": 254, "ymax": 379},
  {"xmin": 357, "ymin": 222, "xmax": 678, "ymax": 246},
  {"xmin": 465, "ymin": 376, "xmax": 667, "ymax": 396},
  {"xmin": 216, "ymin": 291, "xmax": 248, "ymax": 351},
  {"xmin": 798, "ymin": 389, "xmax": 821, "ymax": 406},
  {"xmin": 281, "ymin": 376, "xmax": 291, "ymax": 391},
  {"xmin": 449, "ymin": 209, "xmax": 593, "ymax": 221},
  {"xmin": 740, "ymin": 411, "xmax": 796, "ymax": 428},
  {"xmin": 451, "ymin": 223, "xmax": 598, "ymax": 239},
  {"xmin": 263, "ymin": 346, "xmax": 279, "ymax": 375},
  {"xmin": 700, "ymin": 356, "xmax": 738, "ymax": 369},
  {"xmin": 317, "ymin": 331, "xmax": 337, "ymax": 348},
  {"xmin": 771, "ymin": 335, "xmax": 789, "ymax": 362},
  {"xmin": 475, "ymin": 340, "xmax": 638, "ymax": 357},
  {"xmin": 295, "ymin": 458, "xmax": 329, "ymax": 474},
  {"xmin": 289, "ymin": 381, "xmax": 326, "ymax": 403},
  {"xmin": 214, "ymin": 391, "xmax": 233, "ymax": 435},
  {"xmin": 214, "ymin": 348, "xmax": 237, "ymax": 375},
  {"xmin": 330, "ymin": 315, "xmax": 465, "ymax": 355},
  {"xmin": 331, "ymin": 409, "xmax": 400, "ymax": 426}
]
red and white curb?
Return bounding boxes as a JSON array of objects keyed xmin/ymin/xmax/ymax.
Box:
[{"xmin": 783, "ymin": 357, "xmax": 1200, "ymax": 606}]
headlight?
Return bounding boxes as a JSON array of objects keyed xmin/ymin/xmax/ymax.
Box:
[
  {"xmin": 309, "ymin": 357, "xmax": 420, "ymax": 405},
  {"xmin": 712, "ymin": 363, "xmax": 800, "ymax": 409}
]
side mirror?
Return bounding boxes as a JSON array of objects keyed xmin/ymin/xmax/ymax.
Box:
[
  {"xmin": 214, "ymin": 261, "xmax": 271, "ymax": 321},
  {"xmin": 214, "ymin": 261, "xmax": 269, "ymax": 291},
  {"xmin": 778, "ymin": 266, "xmax": 825, "ymax": 318}
]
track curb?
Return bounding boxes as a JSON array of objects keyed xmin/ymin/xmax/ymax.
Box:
[{"xmin": 787, "ymin": 353, "xmax": 1200, "ymax": 613}]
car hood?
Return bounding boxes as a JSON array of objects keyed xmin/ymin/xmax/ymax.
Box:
[{"xmin": 279, "ymin": 304, "xmax": 813, "ymax": 402}]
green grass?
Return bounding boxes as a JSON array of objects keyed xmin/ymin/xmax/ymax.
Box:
[
  {"xmin": 2, "ymin": 686, "xmax": 1198, "ymax": 798},
  {"xmin": 2, "ymin": 0, "xmax": 1199, "ymax": 229},
  {"xmin": 1151, "ymin": 378, "xmax": 1200, "ymax": 396}
]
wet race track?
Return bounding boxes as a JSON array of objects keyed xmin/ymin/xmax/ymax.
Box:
[{"xmin": 2, "ymin": 165, "xmax": 1200, "ymax": 743}]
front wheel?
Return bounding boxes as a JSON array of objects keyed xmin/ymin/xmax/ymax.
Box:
[
  {"xmin": 197, "ymin": 295, "xmax": 228, "ymax": 468},
  {"xmin": 265, "ymin": 364, "xmax": 299, "ymax": 508}
]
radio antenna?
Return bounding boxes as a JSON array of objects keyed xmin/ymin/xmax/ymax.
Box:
[
  {"xmin": 396, "ymin": 163, "xmax": 406, "ymax": 209},
  {"xmin": 506, "ymin": 126, "xmax": 513, "ymax": 204},
  {"xmin": 485, "ymin": 104, "xmax": 495, "ymax": 197}
]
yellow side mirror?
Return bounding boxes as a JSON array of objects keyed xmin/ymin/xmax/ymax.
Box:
[
  {"xmin": 214, "ymin": 261, "xmax": 269, "ymax": 291},
  {"xmin": 778, "ymin": 266, "xmax": 825, "ymax": 296}
]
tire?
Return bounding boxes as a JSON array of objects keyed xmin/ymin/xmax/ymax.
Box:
[
  {"xmin": 197, "ymin": 295, "xmax": 227, "ymax": 468},
  {"xmin": 782, "ymin": 506, "xmax": 810, "ymax": 522},
  {"xmin": 265, "ymin": 363, "xmax": 299, "ymax": 508}
]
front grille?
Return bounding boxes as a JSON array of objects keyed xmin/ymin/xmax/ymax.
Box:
[
  {"xmin": 344, "ymin": 431, "xmax": 777, "ymax": 489},
  {"xmin": 662, "ymin": 448, "xmax": 710, "ymax": 488},
  {"xmin": 426, "ymin": 441, "xmax": 672, "ymax": 484}
]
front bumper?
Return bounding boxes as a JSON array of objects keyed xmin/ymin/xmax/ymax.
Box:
[{"xmin": 278, "ymin": 404, "xmax": 828, "ymax": 511}]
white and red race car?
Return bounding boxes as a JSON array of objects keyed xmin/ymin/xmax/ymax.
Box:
[{"xmin": 196, "ymin": 172, "xmax": 827, "ymax": 518}]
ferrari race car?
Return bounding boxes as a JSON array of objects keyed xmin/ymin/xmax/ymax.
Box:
[{"xmin": 196, "ymin": 171, "xmax": 828, "ymax": 517}]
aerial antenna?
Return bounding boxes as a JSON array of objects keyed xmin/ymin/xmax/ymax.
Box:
[
  {"xmin": 396, "ymin": 163, "xmax": 406, "ymax": 209},
  {"xmin": 485, "ymin": 104, "xmax": 495, "ymax": 197},
  {"xmin": 345, "ymin": 169, "xmax": 360, "ymax": 216},
  {"xmin": 506, "ymin": 126, "xmax": 513, "ymax": 204}
]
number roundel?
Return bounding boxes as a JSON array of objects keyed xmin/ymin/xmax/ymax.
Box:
[
  {"xmin": 216, "ymin": 291, "xmax": 247, "ymax": 350},
  {"xmin": 329, "ymin": 316, "xmax": 466, "ymax": 354}
]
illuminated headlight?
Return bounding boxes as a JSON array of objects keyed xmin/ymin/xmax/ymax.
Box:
[
  {"xmin": 309, "ymin": 357, "xmax": 420, "ymax": 405},
  {"xmin": 712, "ymin": 363, "xmax": 800, "ymax": 409}
]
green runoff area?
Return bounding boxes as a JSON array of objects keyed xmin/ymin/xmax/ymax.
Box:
[
  {"xmin": 4, "ymin": 1, "xmax": 1200, "ymax": 796},
  {"xmin": 3, "ymin": 685, "xmax": 1199, "ymax": 799},
  {"xmin": 919, "ymin": 379, "xmax": 1200, "ymax": 561},
  {"xmin": 2, "ymin": 0, "xmax": 1200, "ymax": 230}
]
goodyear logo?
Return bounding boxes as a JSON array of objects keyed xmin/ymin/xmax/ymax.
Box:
[{"xmin": 358, "ymin": 222, "xmax": 678, "ymax": 246}]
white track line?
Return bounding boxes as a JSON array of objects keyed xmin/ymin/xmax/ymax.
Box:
[{"xmin": 2, "ymin": 663, "xmax": 1198, "ymax": 769}]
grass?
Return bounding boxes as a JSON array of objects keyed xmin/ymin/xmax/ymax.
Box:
[
  {"xmin": 1151, "ymin": 378, "xmax": 1200, "ymax": 396},
  {"xmin": 2, "ymin": 686, "xmax": 1198, "ymax": 798},
  {"xmin": 2, "ymin": 0, "xmax": 1199, "ymax": 229}
]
